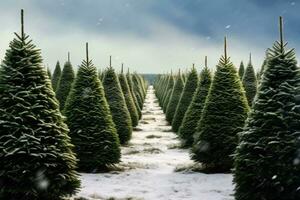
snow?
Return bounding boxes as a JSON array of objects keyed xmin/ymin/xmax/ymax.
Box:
[{"xmin": 75, "ymin": 86, "xmax": 234, "ymax": 200}]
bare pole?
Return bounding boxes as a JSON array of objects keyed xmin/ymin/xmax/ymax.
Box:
[
  {"xmin": 205, "ymin": 56, "xmax": 208, "ymax": 68},
  {"xmin": 86, "ymin": 42, "xmax": 89, "ymax": 63},
  {"xmin": 192, "ymin": 63, "xmax": 195, "ymax": 69},
  {"xmin": 21, "ymin": 9, "xmax": 24, "ymax": 39},
  {"xmin": 109, "ymin": 56, "xmax": 112, "ymax": 68},
  {"xmin": 279, "ymin": 16, "xmax": 284, "ymax": 50},
  {"xmin": 121, "ymin": 63, "xmax": 124, "ymax": 73},
  {"xmin": 249, "ymin": 53, "xmax": 252, "ymax": 64},
  {"xmin": 68, "ymin": 52, "xmax": 70, "ymax": 62},
  {"xmin": 224, "ymin": 36, "xmax": 227, "ymax": 61}
]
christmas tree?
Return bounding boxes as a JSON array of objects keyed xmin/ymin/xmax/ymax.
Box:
[
  {"xmin": 179, "ymin": 57, "xmax": 212, "ymax": 147},
  {"xmin": 172, "ymin": 65, "xmax": 198, "ymax": 132},
  {"xmin": 0, "ymin": 10, "xmax": 80, "ymax": 199},
  {"xmin": 55, "ymin": 52, "xmax": 75, "ymax": 111},
  {"xmin": 238, "ymin": 61, "xmax": 245, "ymax": 80},
  {"xmin": 192, "ymin": 38, "xmax": 249, "ymax": 172},
  {"xmin": 64, "ymin": 44, "xmax": 120, "ymax": 172},
  {"xmin": 234, "ymin": 17, "xmax": 300, "ymax": 200},
  {"xmin": 51, "ymin": 61, "xmax": 61, "ymax": 91},
  {"xmin": 103, "ymin": 57, "xmax": 132, "ymax": 144},
  {"xmin": 242, "ymin": 54, "xmax": 257, "ymax": 106}
]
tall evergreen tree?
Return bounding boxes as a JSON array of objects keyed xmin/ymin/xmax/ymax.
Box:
[
  {"xmin": 119, "ymin": 64, "xmax": 139, "ymax": 127},
  {"xmin": 234, "ymin": 17, "xmax": 300, "ymax": 200},
  {"xmin": 172, "ymin": 65, "xmax": 198, "ymax": 132},
  {"xmin": 56, "ymin": 53, "xmax": 75, "ymax": 110},
  {"xmin": 242, "ymin": 54, "xmax": 257, "ymax": 106},
  {"xmin": 51, "ymin": 61, "xmax": 61, "ymax": 91},
  {"xmin": 238, "ymin": 61, "xmax": 245, "ymax": 80},
  {"xmin": 192, "ymin": 38, "xmax": 249, "ymax": 172},
  {"xmin": 163, "ymin": 75, "xmax": 175, "ymax": 113},
  {"xmin": 64, "ymin": 44, "xmax": 120, "ymax": 172},
  {"xmin": 166, "ymin": 71, "xmax": 184, "ymax": 123},
  {"xmin": 103, "ymin": 57, "xmax": 132, "ymax": 144},
  {"xmin": 0, "ymin": 10, "xmax": 80, "ymax": 200},
  {"xmin": 127, "ymin": 70, "xmax": 142, "ymax": 118},
  {"xmin": 179, "ymin": 57, "xmax": 212, "ymax": 147}
]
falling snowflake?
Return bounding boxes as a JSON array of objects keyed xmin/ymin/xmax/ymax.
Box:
[{"xmin": 225, "ymin": 25, "xmax": 231, "ymax": 29}]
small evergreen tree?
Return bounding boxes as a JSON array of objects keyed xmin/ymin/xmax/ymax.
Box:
[
  {"xmin": 238, "ymin": 61, "xmax": 245, "ymax": 80},
  {"xmin": 103, "ymin": 57, "xmax": 132, "ymax": 144},
  {"xmin": 51, "ymin": 61, "xmax": 61, "ymax": 91},
  {"xmin": 166, "ymin": 71, "xmax": 184, "ymax": 123},
  {"xmin": 191, "ymin": 38, "xmax": 249, "ymax": 172},
  {"xmin": 242, "ymin": 54, "xmax": 257, "ymax": 106},
  {"xmin": 172, "ymin": 65, "xmax": 198, "ymax": 132},
  {"xmin": 119, "ymin": 64, "xmax": 139, "ymax": 127},
  {"xmin": 0, "ymin": 10, "xmax": 80, "ymax": 200},
  {"xmin": 56, "ymin": 53, "xmax": 75, "ymax": 110},
  {"xmin": 234, "ymin": 17, "xmax": 300, "ymax": 200},
  {"xmin": 179, "ymin": 57, "xmax": 212, "ymax": 147},
  {"xmin": 64, "ymin": 44, "xmax": 120, "ymax": 172}
]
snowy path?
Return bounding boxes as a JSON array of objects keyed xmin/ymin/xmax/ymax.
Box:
[{"xmin": 76, "ymin": 86, "xmax": 234, "ymax": 200}]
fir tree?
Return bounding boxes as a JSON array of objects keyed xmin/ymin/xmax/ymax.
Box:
[
  {"xmin": 55, "ymin": 52, "xmax": 75, "ymax": 110},
  {"xmin": 163, "ymin": 75, "xmax": 174, "ymax": 113},
  {"xmin": 127, "ymin": 70, "xmax": 142, "ymax": 118},
  {"xmin": 242, "ymin": 54, "xmax": 257, "ymax": 106},
  {"xmin": 166, "ymin": 71, "xmax": 184, "ymax": 123},
  {"xmin": 0, "ymin": 10, "xmax": 80, "ymax": 200},
  {"xmin": 238, "ymin": 61, "xmax": 245, "ymax": 80},
  {"xmin": 192, "ymin": 38, "xmax": 249, "ymax": 172},
  {"xmin": 51, "ymin": 61, "xmax": 61, "ymax": 91},
  {"xmin": 119, "ymin": 64, "xmax": 139, "ymax": 127},
  {"xmin": 234, "ymin": 17, "xmax": 300, "ymax": 200},
  {"xmin": 64, "ymin": 44, "xmax": 120, "ymax": 172},
  {"xmin": 103, "ymin": 57, "xmax": 132, "ymax": 144},
  {"xmin": 179, "ymin": 57, "xmax": 212, "ymax": 147},
  {"xmin": 172, "ymin": 65, "xmax": 198, "ymax": 132}
]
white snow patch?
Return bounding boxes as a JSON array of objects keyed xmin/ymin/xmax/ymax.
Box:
[{"xmin": 76, "ymin": 86, "xmax": 234, "ymax": 200}]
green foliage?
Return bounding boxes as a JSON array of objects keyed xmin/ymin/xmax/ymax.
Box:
[
  {"xmin": 47, "ymin": 67, "xmax": 52, "ymax": 79},
  {"xmin": 51, "ymin": 61, "xmax": 61, "ymax": 91},
  {"xmin": 238, "ymin": 61, "xmax": 245, "ymax": 80},
  {"xmin": 0, "ymin": 25, "xmax": 80, "ymax": 199},
  {"xmin": 172, "ymin": 67, "xmax": 198, "ymax": 132},
  {"xmin": 242, "ymin": 60, "xmax": 257, "ymax": 106},
  {"xmin": 55, "ymin": 61, "xmax": 75, "ymax": 110},
  {"xmin": 234, "ymin": 39, "xmax": 300, "ymax": 200},
  {"xmin": 64, "ymin": 55, "xmax": 120, "ymax": 172},
  {"xmin": 127, "ymin": 72, "xmax": 142, "ymax": 118},
  {"xmin": 163, "ymin": 75, "xmax": 174, "ymax": 113},
  {"xmin": 119, "ymin": 71, "xmax": 139, "ymax": 127},
  {"xmin": 191, "ymin": 55, "xmax": 249, "ymax": 172},
  {"xmin": 166, "ymin": 72, "xmax": 184, "ymax": 123},
  {"xmin": 179, "ymin": 67, "xmax": 212, "ymax": 147},
  {"xmin": 103, "ymin": 67, "xmax": 132, "ymax": 144}
]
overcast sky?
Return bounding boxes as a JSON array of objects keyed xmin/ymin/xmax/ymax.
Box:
[{"xmin": 0, "ymin": 0, "xmax": 299, "ymax": 73}]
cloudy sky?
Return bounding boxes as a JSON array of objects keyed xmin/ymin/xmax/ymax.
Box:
[{"xmin": 0, "ymin": 0, "xmax": 299, "ymax": 73}]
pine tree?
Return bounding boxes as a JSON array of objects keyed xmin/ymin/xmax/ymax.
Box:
[
  {"xmin": 166, "ymin": 71, "xmax": 184, "ymax": 123},
  {"xmin": 119, "ymin": 64, "xmax": 139, "ymax": 127},
  {"xmin": 55, "ymin": 53, "xmax": 75, "ymax": 111},
  {"xmin": 163, "ymin": 75, "xmax": 174, "ymax": 113},
  {"xmin": 51, "ymin": 61, "xmax": 61, "ymax": 91},
  {"xmin": 0, "ymin": 10, "xmax": 80, "ymax": 200},
  {"xmin": 242, "ymin": 54, "xmax": 257, "ymax": 106},
  {"xmin": 103, "ymin": 57, "xmax": 132, "ymax": 144},
  {"xmin": 64, "ymin": 44, "xmax": 120, "ymax": 172},
  {"xmin": 47, "ymin": 67, "xmax": 52, "ymax": 79},
  {"xmin": 191, "ymin": 38, "xmax": 249, "ymax": 172},
  {"xmin": 234, "ymin": 17, "xmax": 300, "ymax": 200},
  {"xmin": 172, "ymin": 65, "xmax": 198, "ymax": 132},
  {"xmin": 238, "ymin": 61, "xmax": 245, "ymax": 80},
  {"xmin": 179, "ymin": 57, "xmax": 212, "ymax": 147},
  {"xmin": 127, "ymin": 70, "xmax": 142, "ymax": 118}
]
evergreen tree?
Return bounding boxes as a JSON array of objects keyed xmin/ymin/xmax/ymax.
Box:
[
  {"xmin": 103, "ymin": 57, "xmax": 132, "ymax": 144},
  {"xmin": 238, "ymin": 61, "xmax": 245, "ymax": 80},
  {"xmin": 234, "ymin": 17, "xmax": 300, "ymax": 200},
  {"xmin": 163, "ymin": 75, "xmax": 174, "ymax": 113},
  {"xmin": 51, "ymin": 61, "xmax": 61, "ymax": 91},
  {"xmin": 56, "ymin": 53, "xmax": 75, "ymax": 110},
  {"xmin": 119, "ymin": 64, "xmax": 139, "ymax": 127},
  {"xmin": 47, "ymin": 67, "xmax": 51, "ymax": 79},
  {"xmin": 166, "ymin": 71, "xmax": 184, "ymax": 123},
  {"xmin": 192, "ymin": 38, "xmax": 249, "ymax": 172},
  {"xmin": 0, "ymin": 10, "xmax": 80, "ymax": 200},
  {"xmin": 172, "ymin": 65, "xmax": 198, "ymax": 132},
  {"xmin": 127, "ymin": 70, "xmax": 142, "ymax": 118},
  {"xmin": 179, "ymin": 57, "xmax": 212, "ymax": 147},
  {"xmin": 242, "ymin": 54, "xmax": 257, "ymax": 106},
  {"xmin": 64, "ymin": 44, "xmax": 120, "ymax": 172}
]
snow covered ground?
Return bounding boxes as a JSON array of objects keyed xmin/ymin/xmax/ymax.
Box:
[{"xmin": 75, "ymin": 86, "xmax": 234, "ymax": 200}]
